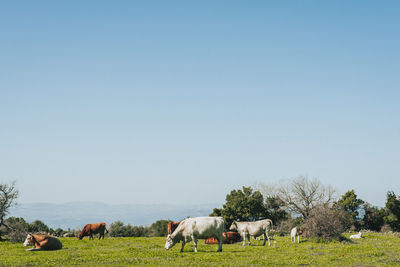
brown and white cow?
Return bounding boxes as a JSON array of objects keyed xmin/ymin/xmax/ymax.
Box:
[
  {"xmin": 23, "ymin": 233, "xmax": 62, "ymax": 251},
  {"xmin": 290, "ymin": 227, "xmax": 303, "ymax": 243},
  {"xmin": 78, "ymin": 222, "xmax": 108, "ymax": 240},
  {"xmin": 167, "ymin": 221, "xmax": 180, "ymax": 235}
]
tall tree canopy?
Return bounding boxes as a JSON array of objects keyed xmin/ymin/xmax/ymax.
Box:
[
  {"xmin": 334, "ymin": 189, "xmax": 364, "ymax": 229},
  {"xmin": 210, "ymin": 186, "xmax": 268, "ymax": 227},
  {"xmin": 362, "ymin": 203, "xmax": 385, "ymax": 231},
  {"xmin": 28, "ymin": 220, "xmax": 50, "ymax": 233},
  {"xmin": 384, "ymin": 191, "xmax": 400, "ymax": 231},
  {"xmin": 264, "ymin": 196, "xmax": 288, "ymax": 225}
]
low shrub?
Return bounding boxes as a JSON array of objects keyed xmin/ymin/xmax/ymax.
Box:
[{"xmin": 303, "ymin": 205, "xmax": 351, "ymax": 240}]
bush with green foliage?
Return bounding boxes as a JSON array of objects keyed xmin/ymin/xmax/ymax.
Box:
[
  {"xmin": 334, "ymin": 190, "xmax": 364, "ymax": 230},
  {"xmin": 147, "ymin": 220, "xmax": 169, "ymax": 237},
  {"xmin": 361, "ymin": 203, "xmax": 385, "ymax": 231},
  {"xmin": 110, "ymin": 221, "xmax": 127, "ymax": 237},
  {"xmin": 53, "ymin": 228, "xmax": 66, "ymax": 237},
  {"xmin": 109, "ymin": 221, "xmax": 148, "ymax": 237},
  {"xmin": 264, "ymin": 196, "xmax": 288, "ymax": 225},
  {"xmin": 28, "ymin": 220, "xmax": 50, "ymax": 233},
  {"xmin": 384, "ymin": 191, "xmax": 400, "ymax": 232}
]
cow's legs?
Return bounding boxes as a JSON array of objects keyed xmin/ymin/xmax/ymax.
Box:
[
  {"xmin": 263, "ymin": 231, "xmax": 271, "ymax": 246},
  {"xmin": 98, "ymin": 232, "xmax": 105, "ymax": 240},
  {"xmin": 26, "ymin": 247, "xmax": 42, "ymax": 251},
  {"xmin": 192, "ymin": 236, "xmax": 198, "ymax": 252},
  {"xmin": 247, "ymin": 233, "xmax": 251, "ymax": 246},
  {"xmin": 242, "ymin": 232, "xmax": 246, "ymax": 246},
  {"xmin": 217, "ymin": 236, "xmax": 223, "ymax": 252},
  {"xmin": 297, "ymin": 235, "xmax": 300, "ymax": 244},
  {"xmin": 180, "ymin": 240, "xmax": 186, "ymax": 252}
]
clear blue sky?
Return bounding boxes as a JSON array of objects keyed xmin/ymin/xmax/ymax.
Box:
[{"xmin": 1, "ymin": 1, "xmax": 399, "ymax": 207}]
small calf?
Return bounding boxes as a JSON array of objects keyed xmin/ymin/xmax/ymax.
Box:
[
  {"xmin": 350, "ymin": 231, "xmax": 363, "ymax": 239},
  {"xmin": 290, "ymin": 227, "xmax": 303, "ymax": 244}
]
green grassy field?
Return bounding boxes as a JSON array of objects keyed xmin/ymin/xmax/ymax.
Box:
[{"xmin": 1, "ymin": 232, "xmax": 400, "ymax": 266}]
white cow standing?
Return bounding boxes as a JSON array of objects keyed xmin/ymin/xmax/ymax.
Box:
[
  {"xmin": 290, "ymin": 227, "xmax": 302, "ymax": 243},
  {"xmin": 229, "ymin": 219, "xmax": 273, "ymax": 246},
  {"xmin": 165, "ymin": 216, "xmax": 225, "ymax": 252}
]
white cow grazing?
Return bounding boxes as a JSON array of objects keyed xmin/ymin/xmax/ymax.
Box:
[
  {"xmin": 229, "ymin": 219, "xmax": 273, "ymax": 246},
  {"xmin": 350, "ymin": 231, "xmax": 363, "ymax": 239},
  {"xmin": 165, "ymin": 216, "xmax": 225, "ymax": 252},
  {"xmin": 290, "ymin": 227, "xmax": 302, "ymax": 243}
]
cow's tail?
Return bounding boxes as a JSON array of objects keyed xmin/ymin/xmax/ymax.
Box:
[
  {"xmin": 268, "ymin": 219, "xmax": 273, "ymax": 231},
  {"xmin": 103, "ymin": 222, "xmax": 109, "ymax": 234},
  {"xmin": 267, "ymin": 219, "xmax": 274, "ymax": 239}
]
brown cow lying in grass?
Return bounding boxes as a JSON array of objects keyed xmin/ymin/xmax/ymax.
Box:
[
  {"xmin": 23, "ymin": 233, "xmax": 62, "ymax": 251},
  {"xmin": 78, "ymin": 222, "xmax": 108, "ymax": 240},
  {"xmin": 205, "ymin": 232, "xmax": 242, "ymax": 244}
]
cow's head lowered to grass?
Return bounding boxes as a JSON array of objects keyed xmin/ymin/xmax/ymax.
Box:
[{"xmin": 165, "ymin": 234, "xmax": 178, "ymax": 250}]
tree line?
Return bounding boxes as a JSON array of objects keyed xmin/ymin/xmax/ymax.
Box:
[
  {"xmin": 0, "ymin": 181, "xmax": 174, "ymax": 242},
  {"xmin": 1, "ymin": 177, "xmax": 400, "ymax": 241},
  {"xmin": 211, "ymin": 176, "xmax": 400, "ymax": 240}
]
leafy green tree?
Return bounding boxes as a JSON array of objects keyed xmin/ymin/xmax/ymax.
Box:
[
  {"xmin": 131, "ymin": 225, "xmax": 147, "ymax": 237},
  {"xmin": 264, "ymin": 196, "xmax": 288, "ymax": 225},
  {"xmin": 109, "ymin": 221, "xmax": 148, "ymax": 237},
  {"xmin": 109, "ymin": 221, "xmax": 125, "ymax": 237},
  {"xmin": 28, "ymin": 220, "xmax": 50, "ymax": 233},
  {"xmin": 147, "ymin": 220, "xmax": 169, "ymax": 237},
  {"xmin": 334, "ymin": 190, "xmax": 364, "ymax": 229},
  {"xmin": 384, "ymin": 191, "xmax": 400, "ymax": 231},
  {"xmin": 211, "ymin": 186, "xmax": 268, "ymax": 227},
  {"xmin": 361, "ymin": 203, "xmax": 385, "ymax": 231},
  {"xmin": 54, "ymin": 228, "xmax": 65, "ymax": 237},
  {"xmin": 123, "ymin": 224, "xmax": 137, "ymax": 237},
  {"xmin": 210, "ymin": 208, "xmax": 222, "ymax": 217}
]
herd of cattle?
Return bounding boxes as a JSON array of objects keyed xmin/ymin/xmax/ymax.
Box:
[{"xmin": 23, "ymin": 216, "xmax": 360, "ymax": 252}]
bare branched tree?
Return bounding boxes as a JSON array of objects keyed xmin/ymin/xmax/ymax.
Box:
[
  {"xmin": 0, "ymin": 181, "xmax": 19, "ymax": 240},
  {"xmin": 277, "ymin": 176, "xmax": 336, "ymax": 218}
]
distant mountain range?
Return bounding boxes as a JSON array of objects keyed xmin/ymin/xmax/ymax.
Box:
[{"xmin": 9, "ymin": 202, "xmax": 218, "ymax": 230}]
